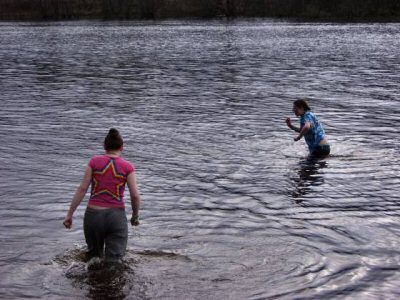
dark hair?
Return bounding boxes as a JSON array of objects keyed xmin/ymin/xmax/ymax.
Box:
[
  {"xmin": 293, "ymin": 99, "xmax": 311, "ymax": 111},
  {"xmin": 104, "ymin": 128, "xmax": 123, "ymax": 151}
]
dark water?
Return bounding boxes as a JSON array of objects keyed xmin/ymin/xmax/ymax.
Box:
[{"xmin": 0, "ymin": 20, "xmax": 400, "ymax": 299}]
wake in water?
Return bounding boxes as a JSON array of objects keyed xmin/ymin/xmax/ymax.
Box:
[
  {"xmin": 52, "ymin": 247, "xmax": 146, "ymax": 300},
  {"xmin": 51, "ymin": 246, "xmax": 192, "ymax": 299}
]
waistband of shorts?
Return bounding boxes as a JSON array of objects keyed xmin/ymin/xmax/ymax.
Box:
[
  {"xmin": 315, "ymin": 144, "xmax": 330, "ymax": 149},
  {"xmin": 85, "ymin": 206, "xmax": 125, "ymax": 213}
]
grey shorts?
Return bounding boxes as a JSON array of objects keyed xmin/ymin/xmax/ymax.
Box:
[{"xmin": 83, "ymin": 207, "xmax": 128, "ymax": 262}]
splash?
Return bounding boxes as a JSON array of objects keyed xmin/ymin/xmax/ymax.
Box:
[{"xmin": 52, "ymin": 246, "xmax": 148, "ymax": 300}]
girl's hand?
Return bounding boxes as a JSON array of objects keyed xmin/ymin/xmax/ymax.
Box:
[
  {"xmin": 294, "ymin": 135, "xmax": 302, "ymax": 142},
  {"xmin": 286, "ymin": 117, "xmax": 292, "ymax": 128},
  {"xmin": 130, "ymin": 215, "xmax": 140, "ymax": 226},
  {"xmin": 63, "ymin": 216, "xmax": 72, "ymax": 229}
]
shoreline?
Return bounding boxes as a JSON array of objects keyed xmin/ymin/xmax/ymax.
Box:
[
  {"xmin": 1, "ymin": 16, "xmax": 400, "ymax": 23},
  {"xmin": 1, "ymin": 0, "xmax": 400, "ymax": 23}
]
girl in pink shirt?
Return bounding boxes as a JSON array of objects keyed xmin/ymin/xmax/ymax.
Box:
[{"xmin": 63, "ymin": 128, "xmax": 141, "ymax": 263}]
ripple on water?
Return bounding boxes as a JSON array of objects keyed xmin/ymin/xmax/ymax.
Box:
[
  {"xmin": 1, "ymin": 21, "xmax": 400, "ymax": 299},
  {"xmin": 45, "ymin": 247, "xmax": 148, "ymax": 300}
]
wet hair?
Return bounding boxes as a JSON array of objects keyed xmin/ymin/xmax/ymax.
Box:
[
  {"xmin": 293, "ymin": 99, "xmax": 311, "ymax": 111},
  {"xmin": 104, "ymin": 128, "xmax": 123, "ymax": 151}
]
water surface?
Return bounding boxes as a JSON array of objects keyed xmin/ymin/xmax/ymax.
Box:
[{"xmin": 0, "ymin": 20, "xmax": 399, "ymax": 299}]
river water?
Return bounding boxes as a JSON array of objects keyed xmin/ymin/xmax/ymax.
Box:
[{"xmin": 0, "ymin": 20, "xmax": 399, "ymax": 299}]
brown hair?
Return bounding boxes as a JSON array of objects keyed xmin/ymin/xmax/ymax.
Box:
[
  {"xmin": 293, "ymin": 99, "xmax": 311, "ymax": 111},
  {"xmin": 104, "ymin": 128, "xmax": 123, "ymax": 151}
]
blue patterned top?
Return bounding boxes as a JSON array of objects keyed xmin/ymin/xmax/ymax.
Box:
[{"xmin": 300, "ymin": 111, "xmax": 326, "ymax": 152}]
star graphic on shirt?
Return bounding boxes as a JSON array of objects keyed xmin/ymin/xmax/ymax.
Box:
[{"xmin": 92, "ymin": 160, "xmax": 126, "ymax": 200}]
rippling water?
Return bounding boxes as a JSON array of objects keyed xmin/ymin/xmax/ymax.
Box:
[{"xmin": 0, "ymin": 20, "xmax": 400, "ymax": 299}]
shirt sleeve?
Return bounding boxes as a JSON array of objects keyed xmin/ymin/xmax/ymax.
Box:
[
  {"xmin": 303, "ymin": 112, "xmax": 315, "ymax": 126},
  {"xmin": 126, "ymin": 162, "xmax": 135, "ymax": 175},
  {"xmin": 88, "ymin": 156, "xmax": 96, "ymax": 169}
]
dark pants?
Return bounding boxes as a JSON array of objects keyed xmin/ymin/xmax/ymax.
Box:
[
  {"xmin": 311, "ymin": 144, "xmax": 330, "ymax": 158},
  {"xmin": 84, "ymin": 207, "xmax": 128, "ymax": 262}
]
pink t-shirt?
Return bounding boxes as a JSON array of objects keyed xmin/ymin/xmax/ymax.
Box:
[{"xmin": 88, "ymin": 155, "xmax": 135, "ymax": 208}]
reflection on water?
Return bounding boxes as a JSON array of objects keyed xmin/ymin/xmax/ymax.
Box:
[
  {"xmin": 0, "ymin": 20, "xmax": 400, "ymax": 299},
  {"xmin": 67, "ymin": 263, "xmax": 132, "ymax": 300},
  {"xmin": 56, "ymin": 248, "xmax": 147, "ymax": 300},
  {"xmin": 54, "ymin": 247, "xmax": 194, "ymax": 299},
  {"xmin": 290, "ymin": 158, "xmax": 327, "ymax": 201}
]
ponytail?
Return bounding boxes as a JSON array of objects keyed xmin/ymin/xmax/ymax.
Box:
[{"xmin": 104, "ymin": 128, "xmax": 123, "ymax": 151}]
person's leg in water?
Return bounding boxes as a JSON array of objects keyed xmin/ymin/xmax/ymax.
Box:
[
  {"xmin": 84, "ymin": 208, "xmax": 106, "ymax": 268},
  {"xmin": 104, "ymin": 208, "xmax": 128, "ymax": 264}
]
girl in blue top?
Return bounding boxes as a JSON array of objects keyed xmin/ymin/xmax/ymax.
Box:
[{"xmin": 286, "ymin": 99, "xmax": 330, "ymax": 158}]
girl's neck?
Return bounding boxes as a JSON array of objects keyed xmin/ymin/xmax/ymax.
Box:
[{"xmin": 105, "ymin": 150, "xmax": 121, "ymax": 157}]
